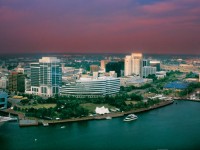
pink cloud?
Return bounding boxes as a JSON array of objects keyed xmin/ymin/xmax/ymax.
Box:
[
  {"xmin": 0, "ymin": 6, "xmax": 28, "ymax": 22},
  {"xmin": 141, "ymin": 2, "xmax": 177, "ymax": 14}
]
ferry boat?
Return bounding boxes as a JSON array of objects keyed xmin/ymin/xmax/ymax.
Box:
[
  {"xmin": 123, "ymin": 114, "xmax": 138, "ymax": 122},
  {"xmin": 0, "ymin": 116, "xmax": 14, "ymax": 126}
]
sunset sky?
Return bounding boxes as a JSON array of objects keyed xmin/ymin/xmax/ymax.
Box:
[{"xmin": 0, "ymin": 0, "xmax": 200, "ymax": 54}]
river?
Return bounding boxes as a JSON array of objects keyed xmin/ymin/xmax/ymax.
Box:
[{"xmin": 1, "ymin": 100, "xmax": 200, "ymax": 150}]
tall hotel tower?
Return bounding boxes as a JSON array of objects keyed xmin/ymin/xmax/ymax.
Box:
[
  {"xmin": 30, "ymin": 57, "xmax": 62, "ymax": 97},
  {"xmin": 124, "ymin": 53, "xmax": 143, "ymax": 77}
]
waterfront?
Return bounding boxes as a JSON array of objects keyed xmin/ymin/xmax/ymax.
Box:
[{"xmin": 1, "ymin": 100, "xmax": 200, "ymax": 150}]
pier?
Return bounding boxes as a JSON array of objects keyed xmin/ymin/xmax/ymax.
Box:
[{"xmin": 19, "ymin": 120, "xmax": 38, "ymax": 127}]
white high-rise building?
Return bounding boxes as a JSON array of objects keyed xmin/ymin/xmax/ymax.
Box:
[
  {"xmin": 131, "ymin": 53, "xmax": 143, "ymax": 76},
  {"xmin": 142, "ymin": 66, "xmax": 156, "ymax": 78},
  {"xmin": 124, "ymin": 53, "xmax": 143, "ymax": 77},
  {"xmin": 124, "ymin": 56, "xmax": 132, "ymax": 76},
  {"xmin": 30, "ymin": 57, "xmax": 62, "ymax": 97}
]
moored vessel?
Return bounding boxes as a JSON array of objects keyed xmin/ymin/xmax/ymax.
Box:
[{"xmin": 123, "ymin": 114, "xmax": 138, "ymax": 122}]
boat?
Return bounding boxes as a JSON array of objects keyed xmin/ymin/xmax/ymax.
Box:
[
  {"xmin": 0, "ymin": 116, "xmax": 17, "ymax": 122},
  {"xmin": 0, "ymin": 116, "xmax": 15, "ymax": 126},
  {"xmin": 61, "ymin": 126, "xmax": 66, "ymax": 128},
  {"xmin": 123, "ymin": 114, "xmax": 138, "ymax": 122},
  {"xmin": 42, "ymin": 122, "xmax": 49, "ymax": 127},
  {"xmin": 106, "ymin": 116, "xmax": 112, "ymax": 120}
]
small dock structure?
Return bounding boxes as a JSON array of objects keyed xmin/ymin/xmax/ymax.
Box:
[{"xmin": 19, "ymin": 119, "xmax": 38, "ymax": 127}]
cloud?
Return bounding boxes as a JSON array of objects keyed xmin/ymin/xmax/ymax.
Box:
[
  {"xmin": 0, "ymin": 0, "xmax": 200, "ymax": 54},
  {"xmin": 141, "ymin": 2, "xmax": 177, "ymax": 14},
  {"xmin": 0, "ymin": 6, "xmax": 28, "ymax": 22}
]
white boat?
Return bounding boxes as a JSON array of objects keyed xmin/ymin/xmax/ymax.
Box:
[
  {"xmin": 106, "ymin": 116, "xmax": 112, "ymax": 120},
  {"xmin": 42, "ymin": 122, "xmax": 49, "ymax": 126},
  {"xmin": 0, "ymin": 116, "xmax": 14, "ymax": 126},
  {"xmin": 61, "ymin": 126, "xmax": 66, "ymax": 128},
  {"xmin": 0, "ymin": 116, "xmax": 14, "ymax": 122},
  {"xmin": 123, "ymin": 114, "xmax": 138, "ymax": 122}
]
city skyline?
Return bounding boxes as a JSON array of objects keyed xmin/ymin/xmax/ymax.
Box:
[{"xmin": 0, "ymin": 0, "xmax": 200, "ymax": 54}]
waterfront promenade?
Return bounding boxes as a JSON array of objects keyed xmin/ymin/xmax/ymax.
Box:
[
  {"xmin": 44, "ymin": 100, "xmax": 174, "ymax": 124},
  {"xmin": 0, "ymin": 100, "xmax": 174, "ymax": 126}
]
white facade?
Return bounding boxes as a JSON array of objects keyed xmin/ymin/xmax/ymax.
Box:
[
  {"xmin": 25, "ymin": 78, "xmax": 31, "ymax": 94},
  {"xmin": 156, "ymin": 71, "xmax": 166, "ymax": 79},
  {"xmin": 142, "ymin": 66, "xmax": 156, "ymax": 78},
  {"xmin": 150, "ymin": 60, "xmax": 161, "ymax": 71},
  {"xmin": 60, "ymin": 76, "xmax": 120, "ymax": 97},
  {"xmin": 124, "ymin": 53, "xmax": 143, "ymax": 77},
  {"xmin": 119, "ymin": 76, "xmax": 152, "ymax": 87},
  {"xmin": 131, "ymin": 53, "xmax": 143, "ymax": 76},
  {"xmin": 0, "ymin": 77, "xmax": 8, "ymax": 89},
  {"xmin": 124, "ymin": 56, "xmax": 132, "ymax": 76}
]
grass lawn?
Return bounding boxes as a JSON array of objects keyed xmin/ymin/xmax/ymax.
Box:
[
  {"xmin": 125, "ymin": 101, "xmax": 138, "ymax": 105},
  {"xmin": 17, "ymin": 104, "xmax": 56, "ymax": 109},
  {"xmin": 80, "ymin": 103, "xmax": 116, "ymax": 113}
]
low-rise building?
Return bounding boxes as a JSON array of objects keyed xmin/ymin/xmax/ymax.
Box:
[
  {"xmin": 184, "ymin": 78, "xmax": 199, "ymax": 83},
  {"xmin": 60, "ymin": 76, "xmax": 120, "ymax": 98},
  {"xmin": 119, "ymin": 76, "xmax": 153, "ymax": 87},
  {"xmin": 142, "ymin": 66, "xmax": 156, "ymax": 78},
  {"xmin": 156, "ymin": 71, "xmax": 167, "ymax": 79},
  {"xmin": 164, "ymin": 81, "xmax": 189, "ymax": 91}
]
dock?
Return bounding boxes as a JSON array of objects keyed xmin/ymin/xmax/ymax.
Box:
[{"xmin": 19, "ymin": 119, "xmax": 38, "ymax": 127}]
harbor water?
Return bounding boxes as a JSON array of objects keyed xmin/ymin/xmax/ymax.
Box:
[{"xmin": 1, "ymin": 100, "xmax": 200, "ymax": 150}]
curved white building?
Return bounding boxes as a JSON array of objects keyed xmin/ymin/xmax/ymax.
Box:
[{"xmin": 60, "ymin": 77, "xmax": 120, "ymax": 98}]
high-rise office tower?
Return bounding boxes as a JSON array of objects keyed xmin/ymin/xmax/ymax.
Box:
[
  {"xmin": 143, "ymin": 59, "xmax": 150, "ymax": 67},
  {"xmin": 30, "ymin": 57, "xmax": 62, "ymax": 97},
  {"xmin": 131, "ymin": 53, "xmax": 143, "ymax": 76},
  {"xmin": 124, "ymin": 53, "xmax": 143, "ymax": 77},
  {"xmin": 150, "ymin": 60, "xmax": 161, "ymax": 71},
  {"xmin": 124, "ymin": 56, "xmax": 132, "ymax": 76},
  {"xmin": 100, "ymin": 60, "xmax": 110, "ymax": 71}
]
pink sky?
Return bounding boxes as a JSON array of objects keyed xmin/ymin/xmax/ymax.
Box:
[{"xmin": 0, "ymin": 0, "xmax": 200, "ymax": 54}]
